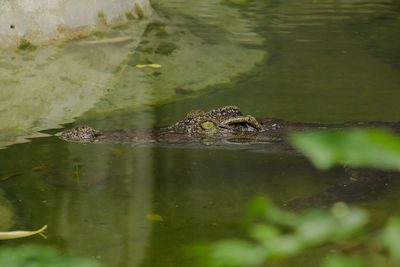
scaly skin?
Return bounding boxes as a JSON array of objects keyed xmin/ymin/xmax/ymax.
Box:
[
  {"xmin": 60, "ymin": 106, "xmax": 266, "ymax": 144},
  {"xmin": 60, "ymin": 105, "xmax": 400, "ymax": 145}
]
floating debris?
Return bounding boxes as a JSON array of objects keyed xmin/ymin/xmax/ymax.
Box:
[
  {"xmin": 32, "ymin": 165, "xmax": 49, "ymax": 171},
  {"xmin": 81, "ymin": 36, "xmax": 134, "ymax": 44},
  {"xmin": 136, "ymin": 64, "xmax": 161, "ymax": 68},
  {"xmin": 0, "ymin": 173, "xmax": 22, "ymax": 181},
  {"xmin": 146, "ymin": 214, "xmax": 164, "ymax": 222},
  {"xmin": 109, "ymin": 147, "xmax": 123, "ymax": 158},
  {"xmin": 0, "ymin": 225, "xmax": 47, "ymax": 240}
]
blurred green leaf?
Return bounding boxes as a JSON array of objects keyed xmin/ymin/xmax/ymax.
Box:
[
  {"xmin": 0, "ymin": 245, "xmax": 104, "ymax": 267},
  {"xmin": 245, "ymin": 198, "xmax": 299, "ymax": 228},
  {"xmin": 334, "ymin": 207, "xmax": 368, "ymax": 237},
  {"xmin": 263, "ymin": 205, "xmax": 300, "ymax": 228},
  {"xmin": 322, "ymin": 254, "xmax": 365, "ymax": 267},
  {"xmin": 295, "ymin": 206, "xmax": 367, "ymax": 246},
  {"xmin": 191, "ymin": 196, "xmax": 395, "ymax": 267},
  {"xmin": 380, "ymin": 216, "xmax": 400, "ymax": 262},
  {"xmin": 245, "ymin": 197, "xmax": 270, "ymax": 222},
  {"xmin": 248, "ymin": 224, "xmax": 280, "ymax": 244},
  {"xmin": 264, "ymin": 235, "xmax": 302, "ymax": 259},
  {"xmin": 210, "ymin": 239, "xmax": 265, "ymax": 266},
  {"xmin": 296, "ymin": 211, "xmax": 338, "ymax": 245},
  {"xmin": 289, "ymin": 128, "xmax": 400, "ymax": 170}
]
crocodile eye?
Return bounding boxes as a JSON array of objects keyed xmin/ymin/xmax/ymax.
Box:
[{"xmin": 201, "ymin": 121, "xmax": 215, "ymax": 130}]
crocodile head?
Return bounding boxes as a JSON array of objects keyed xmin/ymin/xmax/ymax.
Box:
[
  {"xmin": 168, "ymin": 106, "xmax": 261, "ymax": 136},
  {"xmin": 59, "ymin": 125, "xmax": 100, "ymax": 143},
  {"xmin": 60, "ymin": 106, "xmax": 263, "ymax": 144}
]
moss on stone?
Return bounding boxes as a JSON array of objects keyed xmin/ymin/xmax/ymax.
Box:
[
  {"xmin": 153, "ymin": 71, "xmax": 162, "ymax": 77},
  {"xmin": 155, "ymin": 42, "xmax": 179, "ymax": 55},
  {"xmin": 92, "ymin": 30, "xmax": 107, "ymax": 38},
  {"xmin": 134, "ymin": 4, "xmax": 145, "ymax": 20},
  {"xmin": 113, "ymin": 65, "xmax": 123, "ymax": 74},
  {"xmin": 143, "ymin": 21, "xmax": 166, "ymax": 36},
  {"xmin": 155, "ymin": 29, "xmax": 169, "ymax": 39},
  {"xmin": 125, "ymin": 12, "xmax": 135, "ymax": 20},
  {"xmin": 139, "ymin": 40, "xmax": 150, "ymax": 45},
  {"xmin": 135, "ymin": 39, "xmax": 152, "ymax": 53},
  {"xmin": 136, "ymin": 46, "xmax": 154, "ymax": 54},
  {"xmin": 112, "ymin": 24, "xmax": 129, "ymax": 31},
  {"xmin": 17, "ymin": 38, "xmax": 36, "ymax": 51},
  {"xmin": 97, "ymin": 12, "xmax": 107, "ymax": 25},
  {"xmin": 57, "ymin": 24, "xmax": 66, "ymax": 33}
]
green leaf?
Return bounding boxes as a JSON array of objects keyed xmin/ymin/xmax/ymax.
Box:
[
  {"xmin": 0, "ymin": 245, "xmax": 104, "ymax": 267},
  {"xmin": 380, "ymin": 216, "xmax": 400, "ymax": 262},
  {"xmin": 264, "ymin": 235, "xmax": 302, "ymax": 259},
  {"xmin": 263, "ymin": 205, "xmax": 300, "ymax": 228},
  {"xmin": 245, "ymin": 197, "xmax": 270, "ymax": 221},
  {"xmin": 296, "ymin": 211, "xmax": 338, "ymax": 245},
  {"xmin": 289, "ymin": 128, "xmax": 400, "ymax": 170},
  {"xmin": 322, "ymin": 254, "xmax": 365, "ymax": 267},
  {"xmin": 333, "ymin": 207, "xmax": 368, "ymax": 237},
  {"xmin": 211, "ymin": 239, "xmax": 265, "ymax": 266},
  {"xmin": 248, "ymin": 224, "xmax": 280, "ymax": 244},
  {"xmin": 295, "ymin": 207, "xmax": 366, "ymax": 246}
]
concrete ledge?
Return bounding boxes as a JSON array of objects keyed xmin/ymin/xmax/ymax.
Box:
[{"xmin": 0, "ymin": 0, "xmax": 152, "ymax": 47}]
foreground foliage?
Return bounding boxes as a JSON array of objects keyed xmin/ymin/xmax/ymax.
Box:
[
  {"xmin": 192, "ymin": 198, "xmax": 400, "ymax": 267},
  {"xmin": 192, "ymin": 128, "xmax": 400, "ymax": 266},
  {"xmin": 289, "ymin": 128, "xmax": 400, "ymax": 171},
  {"xmin": 0, "ymin": 245, "xmax": 104, "ymax": 267}
]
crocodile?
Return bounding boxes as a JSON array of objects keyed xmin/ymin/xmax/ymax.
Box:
[
  {"xmin": 60, "ymin": 105, "xmax": 400, "ymax": 208},
  {"xmin": 60, "ymin": 105, "xmax": 400, "ymax": 145},
  {"xmin": 60, "ymin": 106, "xmax": 270, "ymax": 145}
]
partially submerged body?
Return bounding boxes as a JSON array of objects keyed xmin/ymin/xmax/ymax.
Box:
[
  {"xmin": 59, "ymin": 106, "xmax": 400, "ymax": 208},
  {"xmin": 60, "ymin": 106, "xmax": 270, "ymax": 145},
  {"xmin": 60, "ymin": 105, "xmax": 400, "ymax": 146},
  {"xmin": 286, "ymin": 167, "xmax": 397, "ymax": 209}
]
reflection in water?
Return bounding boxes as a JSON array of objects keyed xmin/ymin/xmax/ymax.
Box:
[
  {"xmin": 50, "ymin": 111, "xmax": 157, "ymax": 266},
  {"xmin": 84, "ymin": 0, "xmax": 266, "ymax": 121},
  {"xmin": 0, "ymin": 0, "xmax": 266, "ymax": 147},
  {"xmin": 49, "ymin": 147, "xmax": 155, "ymax": 266},
  {"xmin": 161, "ymin": 0, "xmax": 400, "ymax": 124},
  {"xmin": 0, "ymin": 137, "xmax": 156, "ymax": 266},
  {"xmin": 0, "ymin": 189, "xmax": 15, "ymax": 231},
  {"xmin": 0, "ymin": 135, "xmax": 346, "ymax": 266}
]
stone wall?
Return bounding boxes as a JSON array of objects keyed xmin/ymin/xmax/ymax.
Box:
[{"xmin": 0, "ymin": 0, "xmax": 152, "ymax": 47}]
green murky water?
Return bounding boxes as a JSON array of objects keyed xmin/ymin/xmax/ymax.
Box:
[{"xmin": 1, "ymin": 0, "xmax": 400, "ymax": 266}]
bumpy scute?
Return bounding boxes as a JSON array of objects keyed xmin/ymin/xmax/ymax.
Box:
[
  {"xmin": 169, "ymin": 105, "xmax": 261, "ymax": 135},
  {"xmin": 60, "ymin": 106, "xmax": 263, "ymax": 143},
  {"xmin": 60, "ymin": 125, "xmax": 99, "ymax": 143}
]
